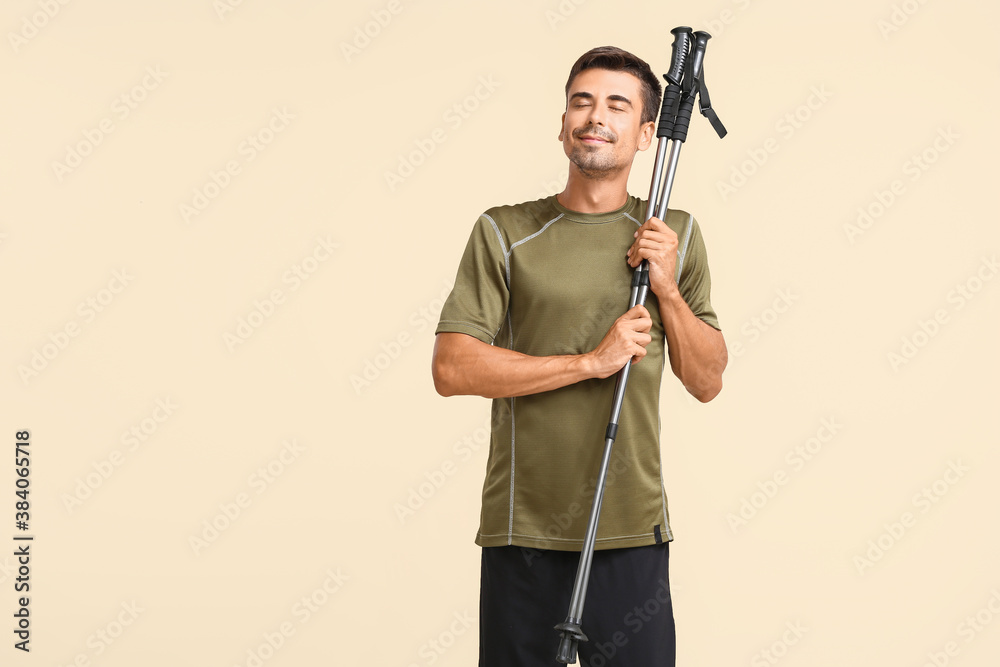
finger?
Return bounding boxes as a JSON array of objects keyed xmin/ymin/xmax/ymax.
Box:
[
  {"xmin": 632, "ymin": 248, "xmax": 667, "ymax": 267},
  {"xmin": 629, "ymin": 304, "xmax": 650, "ymax": 319},
  {"xmin": 631, "ymin": 243, "xmax": 663, "ymax": 260},
  {"xmin": 625, "ymin": 247, "xmax": 639, "ymax": 267},
  {"xmin": 634, "ymin": 231, "xmax": 670, "ymax": 244},
  {"xmin": 636, "ymin": 217, "xmax": 668, "ymax": 234},
  {"xmin": 634, "ymin": 237, "xmax": 676, "ymax": 256},
  {"xmin": 627, "ymin": 250, "xmax": 655, "ymax": 268},
  {"xmin": 630, "ymin": 313, "xmax": 652, "ymax": 327},
  {"xmin": 619, "ymin": 306, "xmax": 639, "ymax": 320},
  {"xmin": 648, "ymin": 217, "xmax": 671, "ymax": 233},
  {"xmin": 627, "ymin": 318, "xmax": 652, "ymax": 336}
]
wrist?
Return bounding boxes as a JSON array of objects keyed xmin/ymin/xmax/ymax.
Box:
[
  {"xmin": 573, "ymin": 351, "xmax": 597, "ymax": 380},
  {"xmin": 657, "ymin": 283, "xmax": 684, "ymax": 309}
]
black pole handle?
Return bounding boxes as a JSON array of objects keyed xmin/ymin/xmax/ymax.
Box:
[
  {"xmin": 670, "ymin": 31, "xmax": 711, "ymax": 143},
  {"xmin": 656, "ymin": 27, "xmax": 691, "ymax": 139},
  {"xmin": 664, "ymin": 26, "xmax": 691, "ymax": 86}
]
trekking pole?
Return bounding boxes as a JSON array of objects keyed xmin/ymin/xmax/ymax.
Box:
[{"xmin": 554, "ymin": 28, "xmax": 726, "ymax": 665}]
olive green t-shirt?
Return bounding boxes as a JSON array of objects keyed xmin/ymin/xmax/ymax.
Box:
[{"xmin": 435, "ymin": 194, "xmax": 719, "ymax": 550}]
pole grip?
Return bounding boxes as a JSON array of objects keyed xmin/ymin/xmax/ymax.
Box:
[
  {"xmin": 657, "ymin": 85, "xmax": 683, "ymax": 139},
  {"xmin": 670, "ymin": 31, "xmax": 711, "ymax": 143},
  {"xmin": 664, "ymin": 26, "xmax": 691, "ymax": 86},
  {"xmin": 656, "ymin": 27, "xmax": 690, "ymax": 139}
]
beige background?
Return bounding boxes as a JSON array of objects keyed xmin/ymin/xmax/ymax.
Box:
[{"xmin": 2, "ymin": 0, "xmax": 998, "ymax": 664}]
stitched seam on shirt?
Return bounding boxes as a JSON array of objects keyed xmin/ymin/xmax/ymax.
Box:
[
  {"xmin": 482, "ymin": 213, "xmax": 509, "ymax": 256},
  {"xmin": 675, "ymin": 213, "xmax": 694, "ymax": 282},
  {"xmin": 507, "ymin": 214, "xmax": 564, "ymax": 256},
  {"xmin": 436, "ymin": 320, "xmax": 496, "ymax": 341},
  {"xmin": 500, "ymin": 212, "xmax": 564, "ymax": 544},
  {"xmin": 506, "ymin": 531, "xmax": 657, "ymax": 542},
  {"xmin": 508, "ymin": 395, "xmax": 515, "ymax": 544},
  {"xmin": 481, "ymin": 213, "xmax": 512, "ymax": 342}
]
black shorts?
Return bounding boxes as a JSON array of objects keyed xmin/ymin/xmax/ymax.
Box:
[{"xmin": 479, "ymin": 543, "xmax": 675, "ymax": 667}]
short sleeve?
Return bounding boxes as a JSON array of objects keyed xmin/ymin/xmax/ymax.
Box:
[
  {"xmin": 435, "ymin": 214, "xmax": 510, "ymax": 344},
  {"xmin": 676, "ymin": 215, "xmax": 721, "ymax": 331}
]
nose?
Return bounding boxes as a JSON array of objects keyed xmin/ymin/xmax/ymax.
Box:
[{"xmin": 585, "ymin": 104, "xmax": 606, "ymax": 127}]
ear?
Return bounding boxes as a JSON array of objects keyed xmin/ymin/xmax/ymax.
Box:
[
  {"xmin": 636, "ymin": 120, "xmax": 655, "ymax": 151},
  {"xmin": 558, "ymin": 111, "xmax": 566, "ymax": 141}
]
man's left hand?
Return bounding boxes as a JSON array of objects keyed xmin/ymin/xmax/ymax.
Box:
[{"xmin": 626, "ymin": 216, "xmax": 678, "ymax": 299}]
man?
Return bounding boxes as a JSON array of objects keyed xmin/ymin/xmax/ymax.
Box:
[{"xmin": 432, "ymin": 46, "xmax": 727, "ymax": 666}]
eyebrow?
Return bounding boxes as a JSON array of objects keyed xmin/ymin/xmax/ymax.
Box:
[{"xmin": 569, "ymin": 91, "xmax": 633, "ymax": 107}]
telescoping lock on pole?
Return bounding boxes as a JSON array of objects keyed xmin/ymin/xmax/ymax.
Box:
[{"xmin": 554, "ymin": 27, "xmax": 727, "ymax": 665}]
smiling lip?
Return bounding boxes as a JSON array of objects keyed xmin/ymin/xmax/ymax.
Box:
[{"xmin": 579, "ymin": 134, "xmax": 610, "ymax": 143}]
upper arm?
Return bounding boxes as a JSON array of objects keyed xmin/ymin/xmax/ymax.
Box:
[
  {"xmin": 434, "ymin": 214, "xmax": 510, "ymax": 344},
  {"xmin": 432, "ymin": 332, "xmax": 490, "ymax": 396},
  {"xmin": 675, "ymin": 213, "xmax": 721, "ymax": 331}
]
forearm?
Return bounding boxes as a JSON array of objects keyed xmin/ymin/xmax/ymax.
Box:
[
  {"xmin": 659, "ymin": 289, "xmax": 727, "ymax": 402},
  {"xmin": 432, "ymin": 332, "xmax": 596, "ymax": 399}
]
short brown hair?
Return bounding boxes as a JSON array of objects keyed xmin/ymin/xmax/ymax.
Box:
[{"xmin": 565, "ymin": 46, "xmax": 662, "ymax": 125}]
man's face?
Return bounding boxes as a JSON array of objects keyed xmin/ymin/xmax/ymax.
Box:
[{"xmin": 559, "ymin": 68, "xmax": 654, "ymax": 178}]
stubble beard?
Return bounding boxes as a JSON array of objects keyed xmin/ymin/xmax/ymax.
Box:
[
  {"xmin": 567, "ymin": 130, "xmax": 627, "ymax": 180},
  {"xmin": 569, "ymin": 147, "xmax": 619, "ymax": 179}
]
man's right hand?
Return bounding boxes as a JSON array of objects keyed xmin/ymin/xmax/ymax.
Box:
[{"xmin": 585, "ymin": 304, "xmax": 653, "ymax": 378}]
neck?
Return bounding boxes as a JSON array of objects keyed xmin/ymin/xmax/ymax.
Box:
[{"xmin": 556, "ymin": 163, "xmax": 632, "ymax": 213}]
